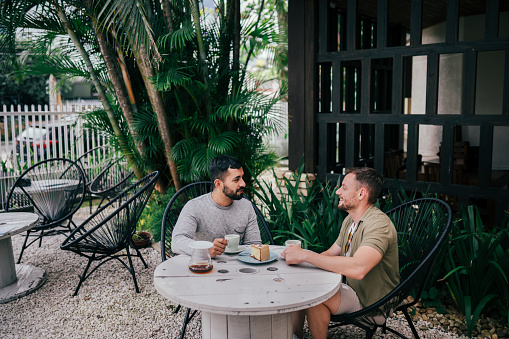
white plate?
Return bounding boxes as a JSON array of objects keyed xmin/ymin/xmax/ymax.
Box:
[
  {"xmin": 237, "ymin": 249, "xmax": 278, "ymax": 264},
  {"xmin": 223, "ymin": 245, "xmax": 246, "ymax": 254}
]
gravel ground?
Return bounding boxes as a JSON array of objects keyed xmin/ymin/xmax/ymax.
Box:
[{"xmin": 0, "ymin": 208, "xmax": 467, "ymax": 339}]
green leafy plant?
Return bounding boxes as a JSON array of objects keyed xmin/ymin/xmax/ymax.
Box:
[
  {"xmin": 251, "ymin": 160, "xmax": 346, "ymax": 253},
  {"xmin": 440, "ymin": 205, "xmax": 509, "ymax": 337},
  {"xmin": 420, "ymin": 287, "xmax": 447, "ymax": 314},
  {"xmin": 137, "ymin": 188, "xmax": 177, "ymax": 243}
]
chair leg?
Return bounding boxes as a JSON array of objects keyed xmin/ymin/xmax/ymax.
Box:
[
  {"xmin": 180, "ymin": 308, "xmax": 197, "ymax": 339},
  {"xmin": 133, "ymin": 247, "xmax": 148, "ymax": 268},
  {"xmin": 126, "ymin": 248, "xmax": 140, "ymax": 293},
  {"xmin": 74, "ymin": 257, "xmax": 94, "ymax": 296},
  {"xmin": 402, "ymin": 308, "xmax": 420, "ymax": 339},
  {"xmin": 17, "ymin": 230, "xmax": 31, "ymax": 264},
  {"xmin": 38, "ymin": 230, "xmax": 44, "ymax": 247}
]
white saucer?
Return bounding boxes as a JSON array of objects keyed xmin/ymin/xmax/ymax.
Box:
[{"xmin": 224, "ymin": 245, "xmax": 246, "ymax": 254}]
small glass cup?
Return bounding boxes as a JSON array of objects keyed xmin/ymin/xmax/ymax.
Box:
[{"xmin": 188, "ymin": 241, "xmax": 213, "ymax": 273}]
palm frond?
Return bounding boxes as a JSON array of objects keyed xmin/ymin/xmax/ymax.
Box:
[{"xmin": 208, "ymin": 132, "xmax": 241, "ymax": 154}]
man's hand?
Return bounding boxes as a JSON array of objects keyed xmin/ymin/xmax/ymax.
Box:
[
  {"xmin": 209, "ymin": 238, "xmax": 227, "ymax": 258},
  {"xmin": 282, "ymin": 244, "xmax": 308, "ymax": 265}
]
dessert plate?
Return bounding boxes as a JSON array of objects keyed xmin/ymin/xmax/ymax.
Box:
[
  {"xmin": 224, "ymin": 245, "xmax": 246, "ymax": 254},
  {"xmin": 237, "ymin": 249, "xmax": 278, "ymax": 264}
]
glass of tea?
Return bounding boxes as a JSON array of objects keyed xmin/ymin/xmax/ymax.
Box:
[{"xmin": 188, "ymin": 241, "xmax": 213, "ymax": 273}]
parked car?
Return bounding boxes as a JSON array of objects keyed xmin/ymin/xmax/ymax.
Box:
[{"xmin": 15, "ymin": 123, "xmax": 69, "ymax": 162}]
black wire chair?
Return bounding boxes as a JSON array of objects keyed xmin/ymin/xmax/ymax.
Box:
[
  {"xmin": 329, "ymin": 198, "xmax": 453, "ymax": 339},
  {"xmin": 75, "ymin": 145, "xmax": 113, "ymax": 213},
  {"xmin": 88, "ymin": 156, "xmax": 135, "ymax": 212},
  {"xmin": 160, "ymin": 181, "xmax": 274, "ymax": 339},
  {"xmin": 61, "ymin": 171, "xmax": 159, "ymax": 296},
  {"xmin": 6, "ymin": 158, "xmax": 86, "ymax": 263}
]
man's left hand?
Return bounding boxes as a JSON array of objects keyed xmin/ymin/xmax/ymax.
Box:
[{"xmin": 282, "ymin": 244, "xmax": 308, "ymax": 265}]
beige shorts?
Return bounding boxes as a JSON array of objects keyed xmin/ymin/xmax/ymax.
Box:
[
  {"xmin": 333, "ymin": 283, "xmax": 386, "ymax": 325},
  {"xmin": 333, "ymin": 284, "xmax": 363, "ymax": 315}
]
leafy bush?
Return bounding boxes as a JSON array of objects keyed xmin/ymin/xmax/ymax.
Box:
[
  {"xmin": 137, "ymin": 188, "xmax": 176, "ymax": 243},
  {"xmin": 251, "ymin": 162, "xmax": 346, "ymax": 253},
  {"xmin": 440, "ymin": 206, "xmax": 509, "ymax": 336}
]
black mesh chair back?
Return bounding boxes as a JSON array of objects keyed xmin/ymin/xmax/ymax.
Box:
[
  {"xmin": 161, "ymin": 181, "xmax": 274, "ymax": 262},
  {"xmin": 329, "ymin": 198, "xmax": 452, "ymax": 339},
  {"xmin": 6, "ymin": 158, "xmax": 86, "ymax": 263},
  {"xmin": 75, "ymin": 146, "xmax": 113, "ymax": 213},
  {"xmin": 160, "ymin": 181, "xmax": 274, "ymax": 339},
  {"xmin": 61, "ymin": 171, "xmax": 159, "ymax": 296},
  {"xmin": 89, "ymin": 156, "xmax": 135, "ymax": 211}
]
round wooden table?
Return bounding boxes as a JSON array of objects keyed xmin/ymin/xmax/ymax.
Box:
[
  {"xmin": 0, "ymin": 212, "xmax": 46, "ymax": 303},
  {"xmin": 154, "ymin": 245, "xmax": 342, "ymax": 338}
]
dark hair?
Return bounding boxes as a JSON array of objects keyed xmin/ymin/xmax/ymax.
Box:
[
  {"xmin": 345, "ymin": 167, "xmax": 383, "ymax": 205},
  {"xmin": 209, "ymin": 155, "xmax": 243, "ymax": 182}
]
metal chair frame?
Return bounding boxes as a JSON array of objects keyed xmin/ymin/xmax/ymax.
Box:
[
  {"xmin": 160, "ymin": 181, "xmax": 274, "ymax": 339},
  {"xmin": 328, "ymin": 198, "xmax": 453, "ymax": 339},
  {"xmin": 89, "ymin": 156, "xmax": 135, "ymax": 211},
  {"xmin": 74, "ymin": 145, "xmax": 114, "ymax": 213},
  {"xmin": 60, "ymin": 171, "xmax": 159, "ymax": 296},
  {"xmin": 6, "ymin": 158, "xmax": 86, "ymax": 263}
]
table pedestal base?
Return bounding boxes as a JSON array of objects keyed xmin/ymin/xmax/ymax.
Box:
[
  {"xmin": 202, "ymin": 311, "xmax": 292, "ymax": 339},
  {"xmin": 0, "ymin": 264, "xmax": 47, "ymax": 304}
]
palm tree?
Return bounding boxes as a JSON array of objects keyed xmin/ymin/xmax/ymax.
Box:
[{"xmin": 0, "ymin": 0, "xmax": 287, "ymax": 191}]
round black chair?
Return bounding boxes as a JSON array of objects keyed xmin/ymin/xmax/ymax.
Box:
[
  {"xmin": 329, "ymin": 198, "xmax": 453, "ymax": 339},
  {"xmin": 61, "ymin": 171, "xmax": 159, "ymax": 296},
  {"xmin": 6, "ymin": 158, "xmax": 86, "ymax": 263},
  {"xmin": 89, "ymin": 156, "xmax": 135, "ymax": 211}
]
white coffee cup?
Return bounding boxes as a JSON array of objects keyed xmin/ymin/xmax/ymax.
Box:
[
  {"xmin": 225, "ymin": 234, "xmax": 240, "ymax": 251},
  {"xmin": 285, "ymin": 239, "xmax": 302, "ymax": 247}
]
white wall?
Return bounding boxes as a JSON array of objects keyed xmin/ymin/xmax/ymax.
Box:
[{"xmin": 413, "ymin": 12, "xmax": 509, "ymax": 169}]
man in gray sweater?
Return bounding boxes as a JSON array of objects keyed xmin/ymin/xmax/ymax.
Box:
[{"xmin": 171, "ymin": 155, "xmax": 262, "ymax": 257}]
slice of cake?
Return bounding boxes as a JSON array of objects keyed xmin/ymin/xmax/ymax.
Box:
[{"xmin": 251, "ymin": 244, "xmax": 270, "ymax": 261}]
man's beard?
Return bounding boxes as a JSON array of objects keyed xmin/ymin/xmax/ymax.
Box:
[
  {"xmin": 338, "ymin": 198, "xmax": 355, "ymax": 211},
  {"xmin": 223, "ymin": 186, "xmax": 243, "ymax": 200}
]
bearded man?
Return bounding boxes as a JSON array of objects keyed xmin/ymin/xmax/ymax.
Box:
[
  {"xmin": 283, "ymin": 167, "xmax": 399, "ymax": 339},
  {"xmin": 171, "ymin": 155, "xmax": 261, "ymax": 258}
]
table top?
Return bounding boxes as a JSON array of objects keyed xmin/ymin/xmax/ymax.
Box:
[
  {"xmin": 15, "ymin": 179, "xmax": 79, "ymax": 193},
  {"xmin": 154, "ymin": 246, "xmax": 342, "ymax": 316},
  {"xmin": 0, "ymin": 212, "xmax": 39, "ymax": 240}
]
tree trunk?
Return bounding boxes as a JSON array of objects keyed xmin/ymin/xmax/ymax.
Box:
[
  {"xmin": 232, "ymin": 0, "xmax": 241, "ymax": 94},
  {"xmin": 161, "ymin": 0, "xmax": 175, "ymax": 33},
  {"xmin": 133, "ymin": 44, "xmax": 182, "ymax": 190},
  {"xmin": 92, "ymin": 18, "xmax": 144, "ymax": 168},
  {"xmin": 53, "ymin": 2, "xmax": 144, "ymax": 180}
]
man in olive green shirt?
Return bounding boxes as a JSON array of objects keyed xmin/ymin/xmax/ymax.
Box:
[{"xmin": 283, "ymin": 167, "xmax": 399, "ymax": 339}]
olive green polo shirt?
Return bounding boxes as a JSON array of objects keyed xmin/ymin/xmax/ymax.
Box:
[{"xmin": 335, "ymin": 205, "xmax": 400, "ymax": 308}]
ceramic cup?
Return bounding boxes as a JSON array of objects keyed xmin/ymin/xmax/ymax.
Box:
[
  {"xmin": 285, "ymin": 239, "xmax": 302, "ymax": 247},
  {"xmin": 225, "ymin": 234, "xmax": 240, "ymax": 251}
]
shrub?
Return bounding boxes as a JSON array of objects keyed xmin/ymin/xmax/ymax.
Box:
[
  {"xmin": 137, "ymin": 188, "xmax": 176, "ymax": 243},
  {"xmin": 440, "ymin": 206, "xmax": 509, "ymax": 336}
]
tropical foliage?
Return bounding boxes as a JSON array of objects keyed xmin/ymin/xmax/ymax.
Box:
[
  {"xmin": 0, "ymin": 0, "xmax": 288, "ymax": 191},
  {"xmin": 440, "ymin": 206, "xmax": 509, "ymax": 336},
  {"xmin": 251, "ymin": 160, "xmax": 346, "ymax": 252}
]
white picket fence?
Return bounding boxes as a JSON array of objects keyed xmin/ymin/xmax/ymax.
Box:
[{"xmin": 0, "ymin": 103, "xmax": 107, "ymax": 210}]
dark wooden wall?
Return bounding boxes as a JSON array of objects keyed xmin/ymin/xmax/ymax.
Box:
[{"xmin": 288, "ymin": 0, "xmax": 509, "ymax": 224}]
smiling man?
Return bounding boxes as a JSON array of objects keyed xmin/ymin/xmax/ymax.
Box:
[
  {"xmin": 283, "ymin": 167, "xmax": 399, "ymax": 339},
  {"xmin": 171, "ymin": 155, "xmax": 262, "ymax": 258}
]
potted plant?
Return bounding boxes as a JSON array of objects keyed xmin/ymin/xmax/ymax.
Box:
[{"xmin": 132, "ymin": 230, "xmax": 152, "ymax": 248}]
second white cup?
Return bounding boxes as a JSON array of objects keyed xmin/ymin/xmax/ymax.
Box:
[
  {"xmin": 285, "ymin": 239, "xmax": 302, "ymax": 247},
  {"xmin": 225, "ymin": 234, "xmax": 240, "ymax": 251}
]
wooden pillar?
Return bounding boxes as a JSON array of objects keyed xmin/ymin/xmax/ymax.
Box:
[{"xmin": 288, "ymin": 0, "xmax": 317, "ymax": 172}]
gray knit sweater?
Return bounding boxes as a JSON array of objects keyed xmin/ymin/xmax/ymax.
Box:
[{"xmin": 171, "ymin": 193, "xmax": 261, "ymax": 256}]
